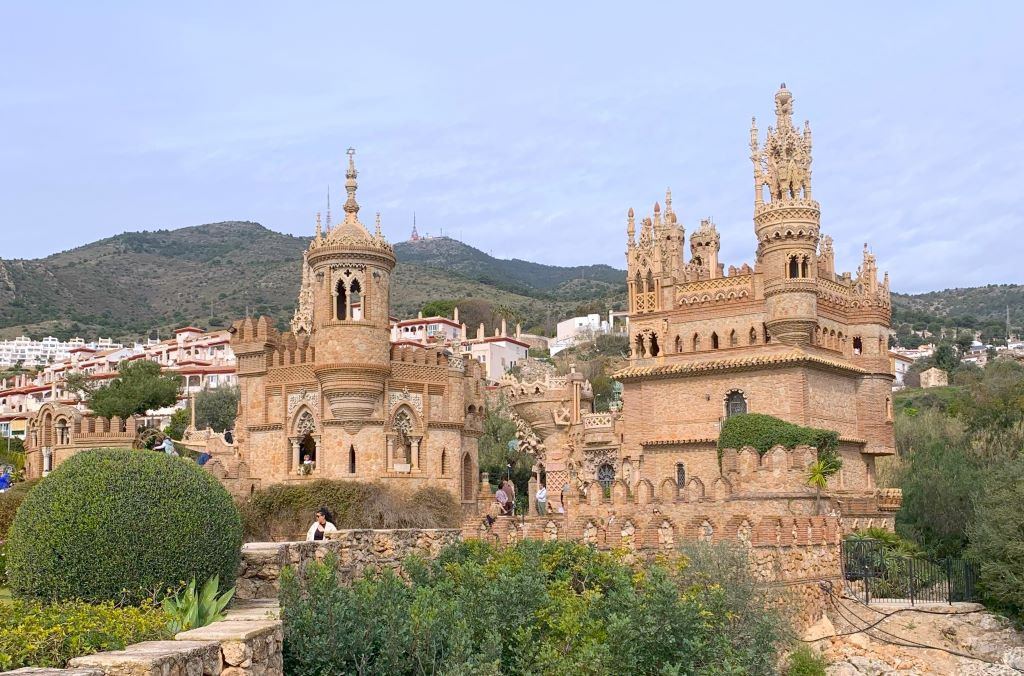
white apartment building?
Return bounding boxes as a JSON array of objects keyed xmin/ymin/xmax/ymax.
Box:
[{"xmin": 0, "ymin": 335, "xmax": 123, "ymax": 368}]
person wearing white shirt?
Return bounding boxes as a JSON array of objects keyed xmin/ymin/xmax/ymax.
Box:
[{"xmin": 306, "ymin": 507, "xmax": 337, "ymax": 541}]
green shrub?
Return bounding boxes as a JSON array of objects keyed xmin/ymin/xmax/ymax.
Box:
[
  {"xmin": 240, "ymin": 480, "xmax": 461, "ymax": 541},
  {"xmin": 6, "ymin": 449, "xmax": 242, "ymax": 604},
  {"xmin": 0, "ymin": 599, "xmax": 171, "ymax": 670},
  {"xmin": 786, "ymin": 645, "xmax": 827, "ymax": 675},
  {"xmin": 162, "ymin": 575, "xmax": 235, "ymax": 633},
  {"xmin": 718, "ymin": 413, "xmax": 840, "ymax": 469},
  {"xmin": 0, "ymin": 479, "xmax": 39, "ymax": 539},
  {"xmin": 969, "ymin": 458, "xmax": 1024, "ymax": 620},
  {"xmin": 0, "ymin": 541, "xmax": 8, "ymax": 587},
  {"xmin": 280, "ymin": 540, "xmax": 792, "ymax": 675}
]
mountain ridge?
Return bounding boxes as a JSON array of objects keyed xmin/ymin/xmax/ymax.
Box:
[{"xmin": 0, "ymin": 221, "xmax": 1020, "ymax": 343}]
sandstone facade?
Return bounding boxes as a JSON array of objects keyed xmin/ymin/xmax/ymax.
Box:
[{"xmin": 230, "ymin": 150, "xmax": 485, "ymax": 500}]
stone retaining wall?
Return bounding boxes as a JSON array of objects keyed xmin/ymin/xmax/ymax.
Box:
[
  {"xmin": 2, "ymin": 604, "xmax": 283, "ymax": 676},
  {"xmin": 235, "ymin": 528, "xmax": 462, "ymax": 600}
]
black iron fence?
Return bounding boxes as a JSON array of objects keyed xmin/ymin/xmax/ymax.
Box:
[{"xmin": 841, "ymin": 538, "xmax": 978, "ymax": 605}]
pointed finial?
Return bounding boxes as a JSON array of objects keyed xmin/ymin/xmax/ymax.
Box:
[
  {"xmin": 343, "ymin": 147, "xmax": 359, "ymax": 222},
  {"xmin": 665, "ymin": 188, "xmax": 672, "ymax": 213},
  {"xmin": 653, "ymin": 201, "xmax": 660, "ymax": 213},
  {"xmin": 626, "ymin": 208, "xmax": 635, "ymax": 242},
  {"xmin": 375, "ymin": 212, "xmax": 382, "ymax": 237},
  {"xmin": 315, "ymin": 212, "xmax": 322, "ymax": 240}
]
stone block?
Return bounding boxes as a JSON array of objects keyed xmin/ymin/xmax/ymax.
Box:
[
  {"xmin": 68, "ymin": 640, "xmax": 220, "ymax": 676},
  {"xmin": 2, "ymin": 669, "xmax": 104, "ymax": 676}
]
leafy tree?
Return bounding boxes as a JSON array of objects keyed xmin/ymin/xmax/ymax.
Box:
[
  {"xmin": 968, "ymin": 458, "xmax": 1024, "ymax": 619},
  {"xmin": 63, "ymin": 370, "xmax": 94, "ymax": 401},
  {"xmin": 87, "ymin": 360, "xmax": 181, "ymax": 422},
  {"xmin": 195, "ymin": 386, "xmax": 240, "ymax": 432},
  {"xmin": 933, "ymin": 343, "xmax": 961, "ymax": 371},
  {"xmin": 962, "ymin": 360, "xmax": 1024, "ymax": 433},
  {"xmin": 420, "ymin": 299, "xmax": 457, "ymax": 318},
  {"xmin": 955, "ymin": 330, "xmax": 974, "ymax": 355},
  {"xmin": 893, "ymin": 410, "xmax": 979, "ymax": 558},
  {"xmin": 478, "ymin": 398, "xmax": 531, "ymax": 498},
  {"xmin": 164, "ymin": 408, "xmax": 189, "ymax": 440}
]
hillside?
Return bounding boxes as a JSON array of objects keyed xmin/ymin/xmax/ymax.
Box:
[
  {"xmin": 0, "ymin": 222, "xmax": 626, "ymax": 341},
  {"xmin": 0, "ymin": 221, "xmax": 1019, "ymax": 344}
]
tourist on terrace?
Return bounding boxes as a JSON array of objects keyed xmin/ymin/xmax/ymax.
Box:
[
  {"xmin": 495, "ymin": 483, "xmax": 512, "ymax": 516},
  {"xmin": 536, "ymin": 483, "xmax": 547, "ymax": 516},
  {"xmin": 156, "ymin": 436, "xmax": 177, "ymax": 456},
  {"xmin": 196, "ymin": 450, "xmax": 211, "ymax": 466},
  {"xmin": 0, "ymin": 468, "xmax": 10, "ymax": 492},
  {"xmin": 306, "ymin": 507, "xmax": 337, "ymax": 541}
]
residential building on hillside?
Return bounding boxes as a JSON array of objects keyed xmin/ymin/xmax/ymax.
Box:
[
  {"xmin": 0, "ymin": 335, "xmax": 123, "ymax": 368},
  {"xmin": 890, "ymin": 351, "xmax": 913, "ymax": 389},
  {"xmin": 0, "ymin": 327, "xmax": 236, "ymax": 424},
  {"xmin": 391, "ymin": 310, "xmax": 529, "ymax": 382},
  {"xmin": 550, "ymin": 310, "xmax": 630, "ymax": 356}
]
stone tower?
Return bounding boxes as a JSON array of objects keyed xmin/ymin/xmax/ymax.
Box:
[
  {"xmin": 751, "ymin": 84, "xmax": 819, "ymax": 346},
  {"xmin": 305, "ymin": 149, "xmax": 396, "ymax": 433}
]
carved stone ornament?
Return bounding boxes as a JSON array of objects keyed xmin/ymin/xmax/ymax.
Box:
[
  {"xmin": 388, "ymin": 387, "xmax": 424, "ymax": 415},
  {"xmin": 295, "ymin": 410, "xmax": 316, "ymax": 436},
  {"xmin": 287, "ymin": 389, "xmax": 319, "ymax": 416}
]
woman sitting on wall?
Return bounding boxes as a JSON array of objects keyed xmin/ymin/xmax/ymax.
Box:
[{"xmin": 306, "ymin": 507, "xmax": 337, "ymax": 541}]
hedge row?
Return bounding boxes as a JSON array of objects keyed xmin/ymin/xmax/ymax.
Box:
[
  {"xmin": 0, "ymin": 599, "xmax": 171, "ymax": 670},
  {"xmin": 281, "ymin": 539, "xmax": 794, "ymax": 675},
  {"xmin": 240, "ymin": 480, "xmax": 462, "ymax": 541},
  {"xmin": 717, "ymin": 413, "xmax": 840, "ymax": 463}
]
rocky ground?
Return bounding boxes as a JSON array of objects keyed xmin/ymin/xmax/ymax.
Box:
[{"xmin": 802, "ymin": 598, "xmax": 1024, "ymax": 675}]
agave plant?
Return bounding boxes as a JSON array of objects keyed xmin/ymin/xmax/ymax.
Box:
[{"xmin": 162, "ymin": 575, "xmax": 235, "ymax": 633}]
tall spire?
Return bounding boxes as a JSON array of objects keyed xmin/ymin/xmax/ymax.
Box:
[
  {"xmin": 315, "ymin": 212, "xmax": 322, "ymax": 241},
  {"xmin": 375, "ymin": 212, "xmax": 382, "ymax": 238},
  {"xmin": 343, "ymin": 147, "xmax": 360, "ymax": 223},
  {"xmin": 752, "ymin": 83, "xmax": 813, "ymax": 205}
]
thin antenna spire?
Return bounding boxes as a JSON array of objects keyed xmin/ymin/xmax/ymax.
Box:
[{"xmin": 325, "ymin": 186, "xmax": 332, "ymax": 230}]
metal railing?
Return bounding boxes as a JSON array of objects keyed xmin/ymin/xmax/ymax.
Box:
[{"xmin": 841, "ymin": 538, "xmax": 978, "ymax": 605}]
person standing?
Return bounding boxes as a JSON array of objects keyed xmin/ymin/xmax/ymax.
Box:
[{"xmin": 535, "ymin": 483, "xmax": 548, "ymax": 516}]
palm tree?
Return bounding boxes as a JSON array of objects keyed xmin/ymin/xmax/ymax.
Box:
[{"xmin": 806, "ymin": 456, "xmax": 840, "ymax": 515}]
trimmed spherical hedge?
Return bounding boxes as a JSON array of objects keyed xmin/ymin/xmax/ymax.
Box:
[{"xmin": 6, "ymin": 449, "xmax": 242, "ymax": 603}]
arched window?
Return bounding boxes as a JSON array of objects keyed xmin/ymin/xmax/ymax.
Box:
[
  {"xmin": 335, "ymin": 279, "xmax": 348, "ymax": 320},
  {"xmin": 645, "ymin": 270, "xmax": 655, "ymax": 293},
  {"xmin": 440, "ymin": 448, "xmax": 449, "ymax": 475},
  {"xmin": 711, "ymin": 332, "xmax": 719, "ymax": 349},
  {"xmin": 676, "ymin": 463, "xmax": 686, "ymax": 499},
  {"xmin": 801, "ymin": 256, "xmax": 809, "ymax": 278},
  {"xmin": 649, "ymin": 334, "xmax": 660, "ymax": 357},
  {"xmin": 693, "ymin": 255, "xmax": 703, "ymax": 267},
  {"xmin": 763, "ymin": 323, "xmax": 771, "ymax": 343},
  {"xmin": 693, "ymin": 333, "xmax": 701, "ymax": 351},
  {"xmin": 749, "ymin": 327, "xmax": 757, "ymax": 345},
  {"xmin": 349, "ymin": 444, "xmax": 357, "ymax": 474},
  {"xmin": 725, "ymin": 390, "xmax": 747, "ymax": 417},
  {"xmin": 675, "ymin": 335, "xmax": 682, "ymax": 353},
  {"xmin": 853, "ymin": 337, "xmax": 863, "ymax": 355},
  {"xmin": 788, "ymin": 256, "xmax": 799, "ymax": 278},
  {"xmin": 597, "ymin": 463, "xmax": 615, "ymax": 495},
  {"xmin": 394, "ymin": 409, "xmax": 414, "ymax": 463},
  {"xmin": 350, "ymin": 278, "xmax": 362, "ymax": 320},
  {"xmin": 729, "ymin": 329, "xmax": 738, "ymax": 347},
  {"xmin": 461, "ymin": 453, "xmax": 474, "ymax": 501},
  {"xmin": 55, "ymin": 419, "xmax": 70, "ymax": 445}
]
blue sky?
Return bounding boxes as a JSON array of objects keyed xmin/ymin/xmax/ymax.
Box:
[{"xmin": 1, "ymin": 2, "xmax": 1021, "ymax": 293}]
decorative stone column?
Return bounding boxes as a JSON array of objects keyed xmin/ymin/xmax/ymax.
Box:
[
  {"xmin": 386, "ymin": 437, "xmax": 394, "ymax": 470},
  {"xmin": 528, "ymin": 475, "xmax": 538, "ymax": 516},
  {"xmin": 313, "ymin": 438, "xmax": 321, "ymax": 473},
  {"xmin": 411, "ymin": 438, "xmax": 420, "ymax": 471},
  {"xmin": 291, "ymin": 439, "xmax": 301, "ymax": 472}
]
